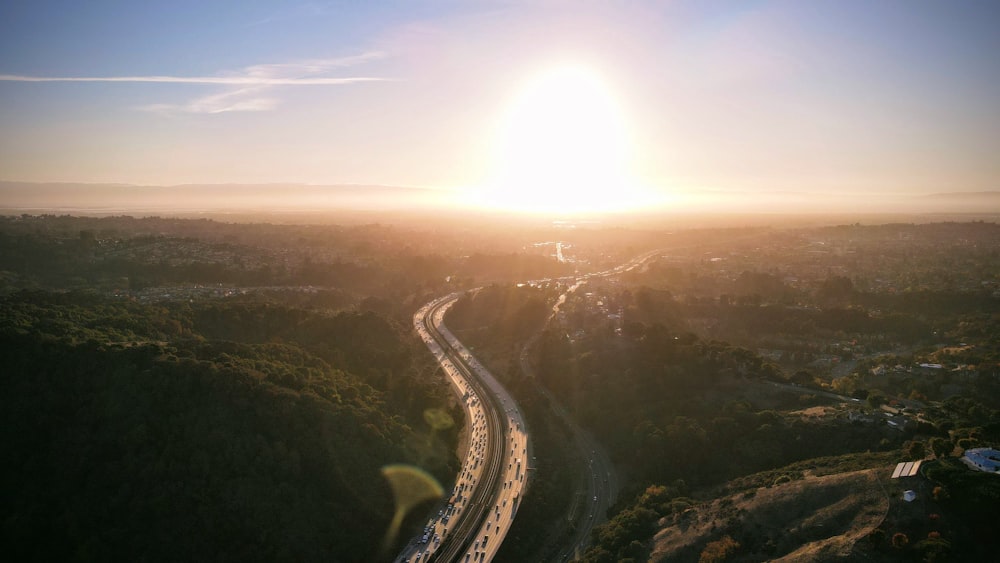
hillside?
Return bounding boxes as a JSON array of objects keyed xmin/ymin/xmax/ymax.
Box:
[
  {"xmin": 635, "ymin": 452, "xmax": 1000, "ymax": 563},
  {"xmin": 650, "ymin": 467, "xmax": 889, "ymax": 562},
  {"xmin": 0, "ymin": 291, "xmax": 459, "ymax": 562}
]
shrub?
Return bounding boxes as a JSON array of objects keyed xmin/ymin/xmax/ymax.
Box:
[
  {"xmin": 699, "ymin": 535, "xmax": 740, "ymax": 563},
  {"xmin": 891, "ymin": 532, "xmax": 909, "ymax": 549},
  {"xmin": 772, "ymin": 474, "xmax": 792, "ymax": 486}
]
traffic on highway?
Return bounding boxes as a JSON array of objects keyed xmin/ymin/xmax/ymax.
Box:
[
  {"xmin": 396, "ymin": 293, "xmax": 529, "ymax": 563},
  {"xmin": 398, "ymin": 251, "xmax": 660, "ymax": 562}
]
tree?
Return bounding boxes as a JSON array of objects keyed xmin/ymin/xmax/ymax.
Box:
[
  {"xmin": 929, "ymin": 437, "xmax": 952, "ymax": 458},
  {"xmin": 907, "ymin": 440, "xmax": 927, "ymax": 459},
  {"xmin": 791, "ymin": 370, "xmax": 814, "ymax": 386},
  {"xmin": 957, "ymin": 437, "xmax": 980, "ymax": 451},
  {"xmin": 867, "ymin": 390, "xmax": 887, "ymax": 409}
]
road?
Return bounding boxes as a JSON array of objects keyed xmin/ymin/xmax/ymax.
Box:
[
  {"xmin": 396, "ymin": 293, "xmax": 529, "ymax": 563},
  {"xmin": 767, "ymin": 380, "xmax": 861, "ymax": 404},
  {"xmin": 397, "ymin": 250, "xmax": 664, "ymax": 563},
  {"xmin": 518, "ymin": 249, "xmax": 663, "ymax": 560},
  {"xmin": 518, "ymin": 339, "xmax": 619, "ymax": 561}
]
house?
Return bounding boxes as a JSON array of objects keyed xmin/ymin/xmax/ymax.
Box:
[
  {"xmin": 847, "ymin": 410, "xmax": 876, "ymax": 423},
  {"xmin": 885, "ymin": 414, "xmax": 909, "ymax": 431},
  {"xmin": 962, "ymin": 448, "xmax": 1000, "ymax": 474}
]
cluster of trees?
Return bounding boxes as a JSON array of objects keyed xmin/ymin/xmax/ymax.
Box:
[
  {"xmin": 0, "ymin": 215, "xmax": 574, "ymax": 297},
  {"xmin": 0, "ymin": 226, "xmax": 439, "ymax": 296},
  {"xmin": 0, "ymin": 290, "xmax": 459, "ymax": 561},
  {"xmin": 536, "ymin": 321, "xmax": 894, "ymax": 485},
  {"xmin": 622, "ymin": 283, "xmax": 936, "ymax": 347},
  {"xmin": 616, "ymin": 223, "xmax": 1000, "ymax": 380},
  {"xmin": 919, "ymin": 458, "xmax": 1000, "ymax": 558},
  {"xmin": 580, "ymin": 482, "xmax": 692, "ymax": 562},
  {"xmin": 446, "ymin": 284, "xmax": 552, "ymax": 339}
]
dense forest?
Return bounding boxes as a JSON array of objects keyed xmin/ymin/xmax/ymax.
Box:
[
  {"xmin": 0, "ymin": 291, "xmax": 459, "ymax": 561},
  {"xmin": 0, "ymin": 214, "xmax": 576, "ymax": 296}
]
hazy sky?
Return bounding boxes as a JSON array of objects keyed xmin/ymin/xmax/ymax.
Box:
[{"xmin": 1, "ymin": 1, "xmax": 998, "ymax": 201}]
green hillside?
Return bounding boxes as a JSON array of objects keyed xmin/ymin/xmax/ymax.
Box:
[{"xmin": 0, "ymin": 292, "xmax": 458, "ymax": 562}]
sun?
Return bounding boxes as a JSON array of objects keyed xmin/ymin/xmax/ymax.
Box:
[{"xmin": 473, "ymin": 65, "xmax": 649, "ymax": 214}]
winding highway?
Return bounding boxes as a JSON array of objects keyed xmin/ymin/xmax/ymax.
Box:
[
  {"xmin": 396, "ymin": 293, "xmax": 528, "ymax": 563},
  {"xmin": 396, "ymin": 250, "xmax": 663, "ymax": 563}
]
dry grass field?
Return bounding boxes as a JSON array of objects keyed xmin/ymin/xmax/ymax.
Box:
[{"xmin": 650, "ymin": 467, "xmax": 891, "ymax": 562}]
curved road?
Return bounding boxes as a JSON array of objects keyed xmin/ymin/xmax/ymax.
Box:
[
  {"xmin": 397, "ymin": 250, "xmax": 663, "ymax": 563},
  {"xmin": 396, "ymin": 293, "xmax": 528, "ymax": 563},
  {"xmin": 521, "ymin": 250, "xmax": 661, "ymax": 560},
  {"xmin": 518, "ymin": 335, "xmax": 619, "ymax": 562}
]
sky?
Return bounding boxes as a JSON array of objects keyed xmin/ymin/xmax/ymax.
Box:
[{"xmin": 1, "ymin": 1, "xmax": 998, "ymax": 209}]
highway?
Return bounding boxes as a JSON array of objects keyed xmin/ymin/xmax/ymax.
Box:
[
  {"xmin": 396, "ymin": 292, "xmax": 529, "ymax": 563},
  {"xmin": 396, "ymin": 250, "xmax": 662, "ymax": 563},
  {"xmin": 518, "ymin": 337, "xmax": 619, "ymax": 561},
  {"xmin": 520, "ymin": 249, "xmax": 663, "ymax": 560}
]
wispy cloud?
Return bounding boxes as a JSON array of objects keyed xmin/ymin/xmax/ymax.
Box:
[
  {"xmin": 246, "ymin": 2, "xmax": 337, "ymax": 28},
  {"xmin": 0, "ymin": 52, "xmax": 389, "ymax": 114},
  {"xmin": 140, "ymin": 87, "xmax": 280, "ymax": 115},
  {"xmin": 0, "ymin": 74, "xmax": 386, "ymax": 85}
]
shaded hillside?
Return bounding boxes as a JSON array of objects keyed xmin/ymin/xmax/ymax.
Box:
[{"xmin": 0, "ymin": 291, "xmax": 458, "ymax": 562}]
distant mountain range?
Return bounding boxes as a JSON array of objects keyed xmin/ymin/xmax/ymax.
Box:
[
  {"xmin": 0, "ymin": 181, "xmax": 451, "ymax": 214},
  {"xmin": 658, "ymin": 188, "xmax": 1000, "ymax": 215},
  {"xmin": 0, "ymin": 181, "xmax": 997, "ymax": 216},
  {"xmin": 923, "ymin": 191, "xmax": 1000, "ymax": 200}
]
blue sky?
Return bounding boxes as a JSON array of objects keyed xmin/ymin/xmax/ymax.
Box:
[{"xmin": 1, "ymin": 1, "xmax": 998, "ymax": 203}]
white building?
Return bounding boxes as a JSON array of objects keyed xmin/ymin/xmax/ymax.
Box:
[{"xmin": 962, "ymin": 448, "xmax": 1000, "ymax": 474}]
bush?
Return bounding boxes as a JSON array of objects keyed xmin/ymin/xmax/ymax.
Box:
[
  {"xmin": 932, "ymin": 486, "xmax": 949, "ymax": 501},
  {"xmin": 915, "ymin": 537, "xmax": 951, "ymax": 562},
  {"xmin": 891, "ymin": 532, "xmax": 909, "ymax": 549},
  {"xmin": 772, "ymin": 474, "xmax": 792, "ymax": 486},
  {"xmin": 699, "ymin": 535, "xmax": 740, "ymax": 563}
]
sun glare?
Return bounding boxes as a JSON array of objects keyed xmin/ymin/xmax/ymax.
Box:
[{"xmin": 474, "ymin": 65, "xmax": 650, "ymax": 214}]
